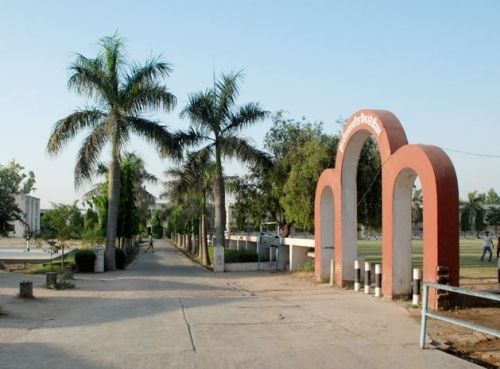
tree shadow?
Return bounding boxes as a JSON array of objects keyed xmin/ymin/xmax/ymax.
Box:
[{"xmin": 0, "ymin": 342, "xmax": 104, "ymax": 369}]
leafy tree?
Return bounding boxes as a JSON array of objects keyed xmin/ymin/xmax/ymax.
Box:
[
  {"xmin": 475, "ymin": 208, "xmax": 486, "ymax": 231},
  {"xmin": 180, "ymin": 71, "xmax": 270, "ymax": 249},
  {"xmin": 411, "ymin": 188, "xmax": 423, "ymax": 234},
  {"xmin": 356, "ymin": 139, "xmax": 382, "ymax": 230},
  {"xmin": 485, "ymin": 188, "xmax": 500, "ymax": 204},
  {"xmin": 85, "ymin": 153, "xmax": 157, "ymax": 250},
  {"xmin": 461, "ymin": 208, "xmax": 471, "ymax": 233},
  {"xmin": 41, "ymin": 203, "xmax": 82, "ymax": 269},
  {"xmin": 150, "ymin": 210, "xmax": 163, "ymax": 239},
  {"xmin": 230, "ymin": 113, "xmax": 382, "ymax": 235},
  {"xmin": 47, "ymin": 34, "xmax": 180, "ymax": 270},
  {"xmin": 264, "ymin": 112, "xmax": 337, "ymax": 234},
  {"xmin": 486, "ymin": 206, "xmax": 500, "ymax": 233},
  {"xmin": 0, "ymin": 161, "xmax": 36, "ymax": 236}
]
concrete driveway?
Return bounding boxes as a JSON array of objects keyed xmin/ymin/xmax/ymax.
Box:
[{"xmin": 0, "ymin": 240, "xmax": 481, "ymax": 369}]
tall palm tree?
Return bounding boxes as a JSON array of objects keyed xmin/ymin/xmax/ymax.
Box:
[
  {"xmin": 180, "ymin": 71, "xmax": 271, "ymax": 252},
  {"xmin": 164, "ymin": 154, "xmax": 216, "ymax": 265},
  {"xmin": 47, "ymin": 34, "xmax": 180, "ymax": 270},
  {"xmin": 461, "ymin": 191, "xmax": 485, "ymax": 234}
]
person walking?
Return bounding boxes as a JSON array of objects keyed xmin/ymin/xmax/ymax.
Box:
[
  {"xmin": 480, "ymin": 231, "xmax": 493, "ymax": 262},
  {"xmin": 145, "ymin": 234, "xmax": 154, "ymax": 253}
]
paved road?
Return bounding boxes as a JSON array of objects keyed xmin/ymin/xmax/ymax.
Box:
[{"xmin": 0, "ymin": 240, "xmax": 481, "ymax": 369}]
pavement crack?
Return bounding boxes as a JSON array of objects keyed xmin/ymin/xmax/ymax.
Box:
[{"xmin": 178, "ymin": 297, "xmax": 196, "ymax": 352}]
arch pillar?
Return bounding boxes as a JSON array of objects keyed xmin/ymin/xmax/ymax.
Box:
[
  {"xmin": 314, "ymin": 169, "xmax": 337, "ymax": 282},
  {"xmin": 383, "ymin": 145, "xmax": 459, "ymax": 308},
  {"xmin": 334, "ymin": 110, "xmax": 407, "ymax": 285}
]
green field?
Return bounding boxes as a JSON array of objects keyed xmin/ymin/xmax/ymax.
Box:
[{"xmin": 357, "ymin": 239, "xmax": 498, "ymax": 281}]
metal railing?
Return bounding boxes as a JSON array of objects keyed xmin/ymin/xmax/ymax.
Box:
[{"xmin": 420, "ymin": 282, "xmax": 500, "ymax": 348}]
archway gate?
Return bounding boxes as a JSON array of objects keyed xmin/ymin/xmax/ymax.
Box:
[{"xmin": 314, "ymin": 109, "xmax": 459, "ymax": 308}]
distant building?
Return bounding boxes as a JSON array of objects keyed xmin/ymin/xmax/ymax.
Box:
[{"xmin": 9, "ymin": 194, "xmax": 40, "ymax": 237}]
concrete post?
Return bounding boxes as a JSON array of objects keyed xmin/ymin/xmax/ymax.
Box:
[
  {"xmin": 354, "ymin": 260, "xmax": 361, "ymax": 292},
  {"xmin": 364, "ymin": 261, "xmax": 371, "ymax": 294},
  {"xmin": 19, "ymin": 280, "xmax": 33, "ymax": 298},
  {"xmin": 412, "ymin": 268, "xmax": 421, "ymax": 306},
  {"xmin": 375, "ymin": 264, "xmax": 382, "ymax": 297},
  {"xmin": 330, "ymin": 259, "xmax": 335, "ymax": 286}
]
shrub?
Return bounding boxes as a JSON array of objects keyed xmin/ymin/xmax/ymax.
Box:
[
  {"xmin": 298, "ymin": 260, "xmax": 315, "ymax": 273},
  {"xmin": 74, "ymin": 249, "xmax": 96, "ymax": 272},
  {"xmin": 115, "ymin": 247, "xmax": 126, "ymax": 270},
  {"xmin": 225, "ymin": 249, "xmax": 259, "ymax": 263}
]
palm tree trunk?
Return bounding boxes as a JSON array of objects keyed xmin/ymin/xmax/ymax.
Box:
[
  {"xmin": 201, "ymin": 192, "xmax": 210, "ymax": 266},
  {"xmin": 214, "ymin": 148, "xmax": 226, "ymax": 250},
  {"xmin": 105, "ymin": 155, "xmax": 120, "ymax": 271}
]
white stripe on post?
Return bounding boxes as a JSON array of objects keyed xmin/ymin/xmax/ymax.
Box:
[
  {"xmin": 412, "ymin": 268, "xmax": 422, "ymax": 306},
  {"xmin": 329, "ymin": 259, "xmax": 335, "ymax": 286}
]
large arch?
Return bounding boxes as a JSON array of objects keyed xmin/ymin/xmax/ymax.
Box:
[
  {"xmin": 314, "ymin": 109, "xmax": 460, "ymax": 308},
  {"xmin": 383, "ymin": 144, "xmax": 459, "ymax": 308},
  {"xmin": 334, "ymin": 110, "xmax": 408, "ymax": 284},
  {"xmin": 314, "ymin": 169, "xmax": 337, "ymax": 281}
]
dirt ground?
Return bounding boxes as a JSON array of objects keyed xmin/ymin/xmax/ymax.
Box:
[{"xmin": 406, "ymin": 302, "xmax": 500, "ymax": 368}]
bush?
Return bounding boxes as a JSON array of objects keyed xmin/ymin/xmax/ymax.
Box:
[
  {"xmin": 225, "ymin": 249, "xmax": 258, "ymax": 263},
  {"xmin": 298, "ymin": 260, "xmax": 315, "ymax": 273},
  {"xmin": 115, "ymin": 247, "xmax": 126, "ymax": 270},
  {"xmin": 74, "ymin": 249, "xmax": 96, "ymax": 272}
]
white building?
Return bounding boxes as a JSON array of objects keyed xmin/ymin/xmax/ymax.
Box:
[{"xmin": 10, "ymin": 193, "xmax": 40, "ymax": 237}]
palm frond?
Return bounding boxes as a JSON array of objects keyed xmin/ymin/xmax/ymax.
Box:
[
  {"xmin": 67, "ymin": 55, "xmax": 110, "ymax": 103},
  {"xmin": 126, "ymin": 82, "xmax": 176, "ymax": 114},
  {"xmin": 125, "ymin": 56, "xmax": 173, "ymax": 91},
  {"xmin": 74, "ymin": 124, "xmax": 109, "ymax": 188},
  {"xmin": 215, "ymin": 71, "xmax": 244, "ymax": 123},
  {"xmin": 100, "ymin": 33, "xmax": 125, "ymax": 83},
  {"xmin": 180, "ymin": 91, "xmax": 217, "ymax": 133},
  {"xmin": 219, "ymin": 135, "xmax": 272, "ymax": 168},
  {"xmin": 124, "ymin": 116, "xmax": 182, "ymax": 159},
  {"xmin": 224, "ymin": 102, "xmax": 269, "ymax": 133},
  {"xmin": 47, "ymin": 108, "xmax": 105, "ymax": 155}
]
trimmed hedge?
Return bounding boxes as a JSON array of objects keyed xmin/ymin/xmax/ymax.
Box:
[
  {"xmin": 224, "ymin": 249, "xmax": 258, "ymax": 263},
  {"xmin": 115, "ymin": 247, "xmax": 126, "ymax": 270},
  {"xmin": 74, "ymin": 249, "xmax": 96, "ymax": 273}
]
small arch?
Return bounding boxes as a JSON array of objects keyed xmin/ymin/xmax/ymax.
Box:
[
  {"xmin": 314, "ymin": 169, "xmax": 336, "ymax": 281},
  {"xmin": 383, "ymin": 144, "xmax": 459, "ymax": 308}
]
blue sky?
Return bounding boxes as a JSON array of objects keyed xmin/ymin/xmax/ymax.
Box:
[{"xmin": 0, "ymin": 1, "xmax": 499, "ymax": 207}]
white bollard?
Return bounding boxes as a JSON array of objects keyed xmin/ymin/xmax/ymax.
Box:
[
  {"xmin": 412, "ymin": 268, "xmax": 422, "ymax": 306},
  {"xmin": 364, "ymin": 261, "xmax": 371, "ymax": 294},
  {"xmin": 375, "ymin": 264, "xmax": 382, "ymax": 297},
  {"xmin": 354, "ymin": 260, "xmax": 361, "ymax": 292}
]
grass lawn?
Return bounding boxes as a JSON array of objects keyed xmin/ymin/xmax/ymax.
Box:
[
  {"xmin": 357, "ymin": 239, "xmax": 498, "ymax": 281},
  {"xmin": 23, "ymin": 251, "xmax": 75, "ymax": 274}
]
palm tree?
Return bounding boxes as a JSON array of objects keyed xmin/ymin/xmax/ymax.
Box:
[
  {"xmin": 47, "ymin": 34, "xmax": 180, "ymax": 270},
  {"xmin": 180, "ymin": 71, "xmax": 271, "ymax": 254},
  {"xmin": 164, "ymin": 154, "xmax": 216, "ymax": 266},
  {"xmin": 461, "ymin": 191, "xmax": 485, "ymax": 234}
]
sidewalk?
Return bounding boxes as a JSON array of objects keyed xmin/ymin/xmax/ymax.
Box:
[{"xmin": 0, "ymin": 240, "xmax": 481, "ymax": 369}]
